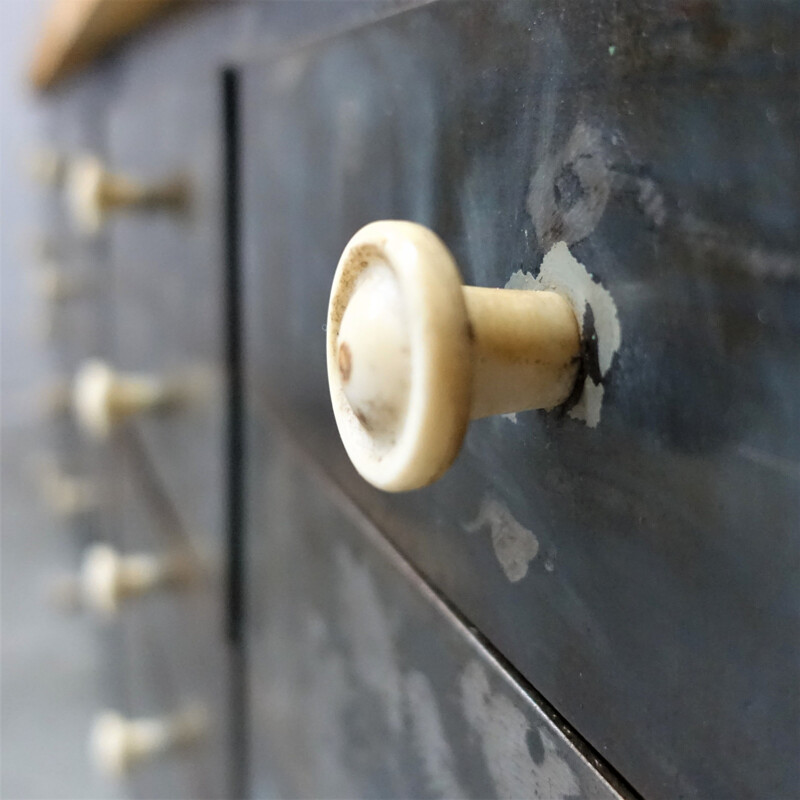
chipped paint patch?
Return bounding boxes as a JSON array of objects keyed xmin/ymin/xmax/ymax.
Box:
[
  {"xmin": 460, "ymin": 661, "xmax": 580, "ymax": 800},
  {"xmin": 506, "ymin": 242, "xmax": 621, "ymax": 427},
  {"xmin": 465, "ymin": 498, "xmax": 539, "ymax": 582},
  {"xmin": 527, "ymin": 121, "xmax": 611, "ymax": 248}
]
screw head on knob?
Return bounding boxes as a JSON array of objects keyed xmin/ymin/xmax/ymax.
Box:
[{"xmin": 327, "ymin": 221, "xmax": 581, "ymax": 491}]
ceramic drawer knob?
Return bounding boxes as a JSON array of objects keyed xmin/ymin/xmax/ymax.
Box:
[
  {"xmin": 327, "ymin": 220, "xmax": 581, "ymax": 491},
  {"xmin": 90, "ymin": 707, "xmax": 206, "ymax": 778},
  {"xmin": 72, "ymin": 359, "xmax": 172, "ymax": 439},
  {"xmin": 80, "ymin": 544, "xmax": 175, "ymax": 615},
  {"xmin": 66, "ymin": 154, "xmax": 188, "ymax": 234}
]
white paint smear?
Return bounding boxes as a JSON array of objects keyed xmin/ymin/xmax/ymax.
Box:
[
  {"xmin": 506, "ymin": 241, "xmax": 621, "ymax": 427},
  {"xmin": 460, "ymin": 661, "xmax": 580, "ymax": 800},
  {"xmin": 465, "ymin": 498, "xmax": 539, "ymax": 583}
]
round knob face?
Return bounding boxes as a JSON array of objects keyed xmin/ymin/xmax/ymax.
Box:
[
  {"xmin": 66, "ymin": 156, "xmax": 105, "ymax": 234},
  {"xmin": 337, "ymin": 260, "xmax": 412, "ymax": 443},
  {"xmin": 327, "ymin": 221, "xmax": 472, "ymax": 492},
  {"xmin": 90, "ymin": 711, "xmax": 131, "ymax": 777},
  {"xmin": 72, "ymin": 360, "xmax": 115, "ymax": 439},
  {"xmin": 81, "ymin": 544, "xmax": 121, "ymax": 614}
]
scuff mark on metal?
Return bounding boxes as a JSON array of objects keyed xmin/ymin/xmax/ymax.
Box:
[{"xmin": 460, "ymin": 661, "xmax": 581, "ymax": 800}]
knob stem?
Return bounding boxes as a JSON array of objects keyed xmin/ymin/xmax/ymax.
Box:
[
  {"xmin": 100, "ymin": 175, "xmax": 188, "ymax": 212},
  {"xmin": 106, "ymin": 374, "xmax": 171, "ymax": 418},
  {"xmin": 117, "ymin": 554, "xmax": 170, "ymax": 597},
  {"xmin": 463, "ymin": 287, "xmax": 580, "ymax": 419}
]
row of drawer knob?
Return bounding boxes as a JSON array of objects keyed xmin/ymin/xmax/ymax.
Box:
[{"xmin": 33, "ymin": 149, "xmax": 199, "ymax": 783}]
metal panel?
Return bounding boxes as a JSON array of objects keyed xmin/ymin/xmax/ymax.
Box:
[
  {"xmin": 246, "ymin": 415, "xmax": 627, "ymax": 800},
  {"xmin": 240, "ymin": 4, "xmax": 800, "ymax": 798}
]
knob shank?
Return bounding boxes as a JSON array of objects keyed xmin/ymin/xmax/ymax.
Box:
[{"xmin": 464, "ymin": 286, "xmax": 580, "ymax": 419}]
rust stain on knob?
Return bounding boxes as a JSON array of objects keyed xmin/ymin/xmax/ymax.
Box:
[{"xmin": 338, "ymin": 342, "xmax": 352, "ymax": 383}]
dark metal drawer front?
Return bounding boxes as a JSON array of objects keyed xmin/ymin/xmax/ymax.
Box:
[{"xmin": 241, "ymin": 3, "xmax": 800, "ymax": 798}]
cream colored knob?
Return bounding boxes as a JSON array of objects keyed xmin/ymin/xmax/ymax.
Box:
[
  {"xmin": 90, "ymin": 706, "xmax": 206, "ymax": 778},
  {"xmin": 72, "ymin": 359, "xmax": 172, "ymax": 439},
  {"xmin": 66, "ymin": 155, "xmax": 188, "ymax": 234},
  {"xmin": 80, "ymin": 544, "xmax": 174, "ymax": 615},
  {"xmin": 327, "ymin": 221, "xmax": 581, "ymax": 491}
]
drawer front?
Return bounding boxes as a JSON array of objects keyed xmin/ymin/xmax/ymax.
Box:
[
  {"xmin": 241, "ymin": 3, "xmax": 800, "ymax": 798},
  {"xmin": 246, "ymin": 415, "xmax": 626, "ymax": 800}
]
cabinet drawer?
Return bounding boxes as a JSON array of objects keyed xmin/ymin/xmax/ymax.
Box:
[{"xmin": 240, "ymin": 3, "xmax": 800, "ymax": 798}]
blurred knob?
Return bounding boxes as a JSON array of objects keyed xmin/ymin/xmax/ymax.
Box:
[
  {"xmin": 80, "ymin": 544, "xmax": 177, "ymax": 615},
  {"xmin": 327, "ymin": 220, "xmax": 581, "ymax": 491},
  {"xmin": 90, "ymin": 706, "xmax": 206, "ymax": 778},
  {"xmin": 66, "ymin": 155, "xmax": 188, "ymax": 234},
  {"xmin": 72, "ymin": 359, "xmax": 173, "ymax": 439}
]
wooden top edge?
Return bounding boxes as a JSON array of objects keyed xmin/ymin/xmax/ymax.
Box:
[{"xmin": 29, "ymin": 0, "xmax": 181, "ymax": 91}]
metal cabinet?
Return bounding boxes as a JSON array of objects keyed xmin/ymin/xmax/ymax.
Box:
[{"xmin": 240, "ymin": 3, "xmax": 800, "ymax": 798}]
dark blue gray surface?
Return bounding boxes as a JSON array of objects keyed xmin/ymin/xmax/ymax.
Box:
[
  {"xmin": 241, "ymin": 3, "xmax": 800, "ymax": 798},
  {"xmin": 247, "ymin": 416, "xmax": 626, "ymax": 800}
]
